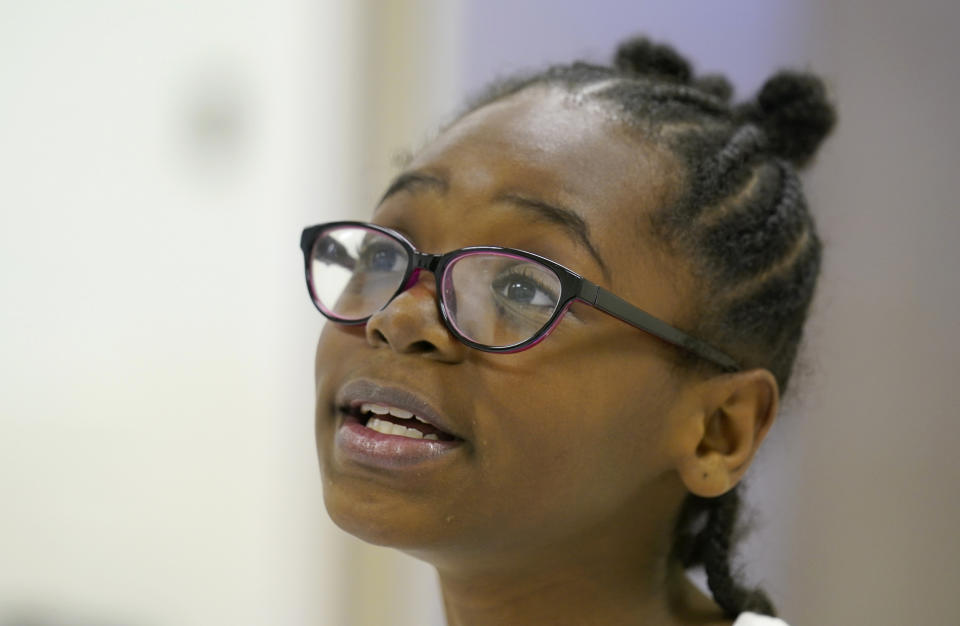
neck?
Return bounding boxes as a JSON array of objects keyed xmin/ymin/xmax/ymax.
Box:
[
  {"xmin": 439, "ymin": 552, "xmax": 666, "ymax": 626},
  {"xmin": 427, "ymin": 487, "xmax": 726, "ymax": 626}
]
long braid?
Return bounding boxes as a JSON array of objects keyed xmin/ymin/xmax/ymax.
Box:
[
  {"xmin": 673, "ymin": 489, "xmax": 776, "ymax": 618},
  {"xmin": 464, "ymin": 36, "xmax": 835, "ymax": 617},
  {"xmin": 701, "ymin": 490, "xmax": 776, "ymax": 617}
]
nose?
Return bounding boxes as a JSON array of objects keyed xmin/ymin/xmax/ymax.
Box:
[{"xmin": 364, "ymin": 272, "xmax": 468, "ymax": 363}]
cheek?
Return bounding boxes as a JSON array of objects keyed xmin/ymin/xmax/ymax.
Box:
[
  {"xmin": 314, "ymin": 321, "xmax": 364, "ymax": 385},
  {"xmin": 464, "ymin": 348, "xmax": 677, "ymax": 535}
]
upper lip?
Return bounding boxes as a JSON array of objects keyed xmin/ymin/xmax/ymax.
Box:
[{"xmin": 334, "ymin": 378, "xmax": 464, "ymax": 439}]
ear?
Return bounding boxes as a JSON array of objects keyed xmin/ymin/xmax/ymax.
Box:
[{"xmin": 670, "ymin": 369, "xmax": 779, "ymax": 498}]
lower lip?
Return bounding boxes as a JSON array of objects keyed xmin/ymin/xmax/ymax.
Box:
[{"xmin": 334, "ymin": 413, "xmax": 463, "ymax": 469}]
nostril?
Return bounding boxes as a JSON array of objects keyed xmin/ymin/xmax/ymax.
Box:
[
  {"xmin": 371, "ymin": 329, "xmax": 389, "ymax": 345},
  {"xmin": 408, "ymin": 340, "xmax": 436, "ymax": 354}
]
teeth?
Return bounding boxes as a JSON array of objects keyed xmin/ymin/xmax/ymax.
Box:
[
  {"xmin": 357, "ymin": 403, "xmax": 447, "ymax": 439},
  {"xmin": 366, "ymin": 417, "xmax": 425, "ymax": 439},
  {"xmin": 360, "ymin": 403, "xmax": 415, "ymax": 420}
]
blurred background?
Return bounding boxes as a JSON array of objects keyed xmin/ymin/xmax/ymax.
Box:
[{"xmin": 1, "ymin": 0, "xmax": 957, "ymax": 624}]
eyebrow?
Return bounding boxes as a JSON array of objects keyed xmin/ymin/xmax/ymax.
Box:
[
  {"xmin": 378, "ymin": 171, "xmax": 610, "ymax": 281},
  {"xmin": 493, "ymin": 192, "xmax": 610, "ymax": 281},
  {"xmin": 379, "ymin": 172, "xmax": 448, "ymax": 204}
]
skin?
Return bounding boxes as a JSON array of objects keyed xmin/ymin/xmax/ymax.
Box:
[{"xmin": 314, "ymin": 86, "xmax": 779, "ymax": 626}]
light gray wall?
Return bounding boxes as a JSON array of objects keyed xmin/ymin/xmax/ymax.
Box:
[
  {"xmin": 459, "ymin": 0, "xmax": 813, "ymax": 101},
  {"xmin": 786, "ymin": 1, "xmax": 960, "ymax": 623},
  {"xmin": 454, "ymin": 1, "xmax": 960, "ymax": 624}
]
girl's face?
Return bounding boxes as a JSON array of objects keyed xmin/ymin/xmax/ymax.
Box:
[{"xmin": 314, "ymin": 87, "xmax": 698, "ymax": 568}]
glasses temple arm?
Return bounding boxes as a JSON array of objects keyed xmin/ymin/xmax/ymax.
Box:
[{"xmin": 579, "ymin": 284, "xmax": 741, "ymax": 373}]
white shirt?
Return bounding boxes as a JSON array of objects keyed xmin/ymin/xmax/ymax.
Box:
[{"xmin": 733, "ymin": 612, "xmax": 789, "ymax": 626}]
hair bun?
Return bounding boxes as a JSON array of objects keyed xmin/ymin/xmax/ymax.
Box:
[
  {"xmin": 740, "ymin": 71, "xmax": 836, "ymax": 167},
  {"xmin": 613, "ymin": 37, "xmax": 692, "ymax": 84}
]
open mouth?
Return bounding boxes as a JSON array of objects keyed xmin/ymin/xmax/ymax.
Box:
[{"xmin": 347, "ymin": 402, "xmax": 458, "ymax": 442}]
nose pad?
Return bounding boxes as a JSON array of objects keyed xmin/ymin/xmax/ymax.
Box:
[{"xmin": 364, "ymin": 271, "xmax": 467, "ymax": 362}]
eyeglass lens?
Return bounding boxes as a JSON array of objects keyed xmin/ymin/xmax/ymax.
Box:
[{"xmin": 309, "ymin": 225, "xmax": 564, "ymax": 348}]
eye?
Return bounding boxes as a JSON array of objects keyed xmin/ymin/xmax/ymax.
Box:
[
  {"xmin": 359, "ymin": 241, "xmax": 406, "ymax": 272},
  {"xmin": 315, "ymin": 235, "xmax": 355, "ymax": 269},
  {"xmin": 491, "ymin": 267, "xmax": 557, "ymax": 308}
]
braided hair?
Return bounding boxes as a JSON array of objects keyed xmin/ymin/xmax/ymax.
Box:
[{"xmin": 462, "ymin": 37, "xmax": 836, "ymax": 618}]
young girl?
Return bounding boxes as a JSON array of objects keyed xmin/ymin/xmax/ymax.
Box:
[{"xmin": 302, "ymin": 37, "xmax": 835, "ymax": 625}]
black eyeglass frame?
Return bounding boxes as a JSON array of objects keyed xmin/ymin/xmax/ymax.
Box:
[{"xmin": 300, "ymin": 221, "xmax": 740, "ymax": 372}]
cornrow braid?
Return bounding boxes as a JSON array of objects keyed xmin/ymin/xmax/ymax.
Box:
[{"xmin": 463, "ymin": 36, "xmax": 835, "ymax": 619}]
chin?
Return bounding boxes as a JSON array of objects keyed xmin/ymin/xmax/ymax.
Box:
[
  {"xmin": 322, "ymin": 484, "xmax": 398, "ymax": 547},
  {"xmin": 320, "ymin": 468, "xmax": 455, "ymax": 553}
]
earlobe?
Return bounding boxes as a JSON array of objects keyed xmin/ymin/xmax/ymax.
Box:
[{"xmin": 673, "ymin": 369, "xmax": 779, "ymax": 498}]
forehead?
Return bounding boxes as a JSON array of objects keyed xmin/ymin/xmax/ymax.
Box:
[
  {"xmin": 414, "ymin": 88, "xmax": 677, "ymax": 236},
  {"xmin": 388, "ymin": 87, "xmax": 685, "ymax": 299}
]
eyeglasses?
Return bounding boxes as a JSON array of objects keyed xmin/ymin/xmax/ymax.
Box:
[{"xmin": 299, "ymin": 221, "xmax": 740, "ymax": 371}]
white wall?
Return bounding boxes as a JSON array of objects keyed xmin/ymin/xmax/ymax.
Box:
[{"xmin": 0, "ymin": 1, "xmax": 359, "ymax": 623}]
